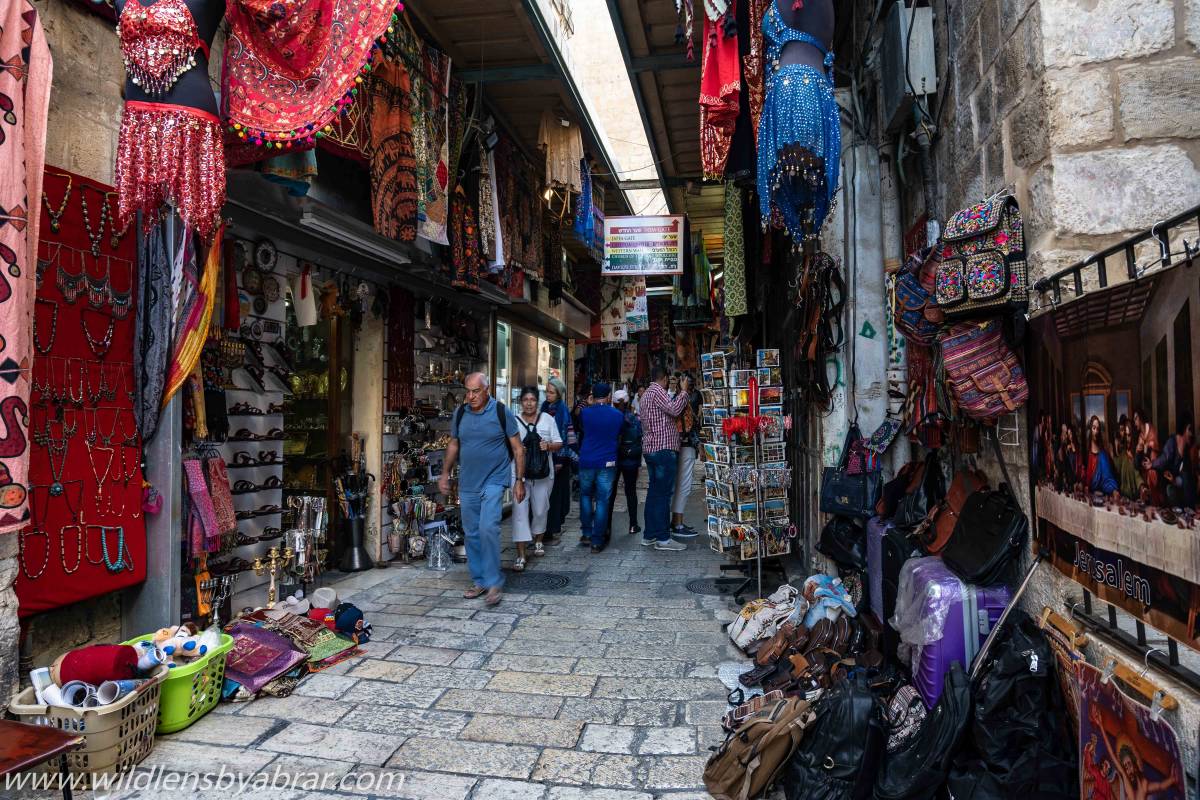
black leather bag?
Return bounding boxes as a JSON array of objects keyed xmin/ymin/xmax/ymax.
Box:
[
  {"xmin": 874, "ymin": 663, "xmax": 971, "ymax": 800},
  {"xmin": 892, "ymin": 450, "xmax": 944, "ymax": 531},
  {"xmin": 941, "ymin": 487, "xmax": 1027, "ymax": 586},
  {"xmin": 783, "ymin": 674, "xmax": 885, "ymax": 800},
  {"xmin": 817, "ymin": 516, "xmax": 866, "ymax": 571},
  {"xmin": 820, "ymin": 425, "xmax": 882, "ymax": 519}
]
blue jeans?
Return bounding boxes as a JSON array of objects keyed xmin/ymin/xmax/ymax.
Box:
[
  {"xmin": 460, "ymin": 483, "xmax": 505, "ymax": 589},
  {"xmin": 578, "ymin": 467, "xmax": 616, "ymax": 547},
  {"xmin": 643, "ymin": 449, "xmax": 678, "ymax": 542}
]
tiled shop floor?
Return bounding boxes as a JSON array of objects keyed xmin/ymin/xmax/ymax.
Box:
[{"xmin": 107, "ymin": 474, "xmax": 756, "ymax": 799}]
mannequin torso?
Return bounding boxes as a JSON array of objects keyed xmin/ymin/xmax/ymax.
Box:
[
  {"xmin": 773, "ymin": 0, "xmax": 834, "ymax": 69},
  {"xmin": 115, "ymin": 0, "xmax": 225, "ymax": 115}
]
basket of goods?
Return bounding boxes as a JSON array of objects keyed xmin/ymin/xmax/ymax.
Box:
[{"xmin": 123, "ymin": 623, "xmax": 234, "ymax": 733}]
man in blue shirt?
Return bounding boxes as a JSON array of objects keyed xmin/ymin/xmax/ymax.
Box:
[
  {"xmin": 439, "ymin": 373, "xmax": 526, "ymax": 606},
  {"xmin": 576, "ymin": 382, "xmax": 623, "ymax": 552}
]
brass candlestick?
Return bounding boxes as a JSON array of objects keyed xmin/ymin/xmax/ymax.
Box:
[{"xmin": 254, "ymin": 546, "xmax": 294, "ymax": 608}]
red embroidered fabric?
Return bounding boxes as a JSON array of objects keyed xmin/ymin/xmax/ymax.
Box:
[
  {"xmin": 117, "ymin": 0, "xmax": 207, "ymax": 98},
  {"xmin": 743, "ymin": 0, "xmax": 768, "ymax": 147},
  {"xmin": 699, "ymin": 14, "xmax": 740, "ymax": 180},
  {"xmin": 115, "ymin": 101, "xmax": 225, "ymax": 239}
]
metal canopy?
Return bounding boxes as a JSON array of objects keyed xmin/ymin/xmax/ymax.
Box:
[{"xmin": 406, "ymin": 0, "xmax": 631, "ymax": 219}]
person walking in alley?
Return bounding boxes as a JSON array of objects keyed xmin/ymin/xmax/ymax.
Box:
[
  {"xmin": 439, "ymin": 373, "xmax": 525, "ymax": 606},
  {"xmin": 542, "ymin": 377, "xmax": 573, "ymax": 540},
  {"xmin": 576, "ymin": 382, "xmax": 623, "ymax": 553},
  {"xmin": 639, "ymin": 366, "xmax": 690, "ymax": 550},
  {"xmin": 510, "ymin": 385, "xmax": 562, "ymax": 570},
  {"xmin": 669, "ymin": 373, "xmax": 701, "ymax": 539},
  {"xmin": 612, "ymin": 389, "xmax": 643, "ymax": 535}
]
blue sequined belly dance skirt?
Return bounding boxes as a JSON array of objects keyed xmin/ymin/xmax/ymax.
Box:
[{"xmin": 757, "ymin": 63, "xmax": 841, "ymax": 242}]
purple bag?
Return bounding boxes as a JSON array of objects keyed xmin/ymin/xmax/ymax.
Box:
[
  {"xmin": 891, "ymin": 557, "xmax": 1009, "ymax": 708},
  {"xmin": 866, "ymin": 516, "xmax": 891, "ymax": 623},
  {"xmin": 223, "ymin": 623, "xmax": 307, "ymax": 694}
]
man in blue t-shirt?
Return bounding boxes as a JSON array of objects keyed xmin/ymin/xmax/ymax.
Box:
[
  {"xmin": 576, "ymin": 382, "xmax": 624, "ymax": 552},
  {"xmin": 439, "ymin": 373, "xmax": 525, "ymax": 606}
]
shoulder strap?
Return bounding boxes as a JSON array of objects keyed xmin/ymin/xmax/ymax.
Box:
[
  {"xmin": 496, "ymin": 402, "xmax": 514, "ymax": 460},
  {"xmin": 454, "ymin": 405, "xmax": 465, "ymax": 432}
]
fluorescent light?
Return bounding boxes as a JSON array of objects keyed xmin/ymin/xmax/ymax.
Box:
[{"xmin": 645, "ymin": 286, "xmax": 673, "ymax": 296}]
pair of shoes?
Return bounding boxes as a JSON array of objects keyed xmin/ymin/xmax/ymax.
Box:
[
  {"xmin": 655, "ymin": 540, "xmax": 687, "ymax": 551},
  {"xmin": 590, "ymin": 545, "xmax": 605, "ymax": 554},
  {"xmin": 578, "ymin": 536, "xmax": 590, "ymax": 546},
  {"xmin": 485, "ymin": 587, "xmax": 503, "ymax": 606},
  {"xmin": 629, "ymin": 524, "xmax": 641, "ymax": 535},
  {"xmin": 512, "ymin": 557, "xmax": 526, "ymax": 571},
  {"xmin": 671, "ymin": 525, "xmax": 700, "ymax": 539},
  {"xmin": 640, "ymin": 538, "xmax": 657, "ymax": 547}
]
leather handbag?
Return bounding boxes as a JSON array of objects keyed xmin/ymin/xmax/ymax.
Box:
[
  {"xmin": 934, "ymin": 195, "xmax": 1028, "ymax": 320},
  {"xmin": 820, "ymin": 425, "xmax": 882, "ymax": 518},
  {"xmin": 942, "ymin": 487, "xmax": 1028, "ymax": 586},
  {"xmin": 916, "ymin": 467, "xmax": 989, "ymax": 554},
  {"xmin": 875, "ymin": 461, "xmax": 920, "ymax": 519},
  {"xmin": 783, "ymin": 673, "xmax": 886, "ymax": 800},
  {"xmin": 816, "ymin": 516, "xmax": 867, "ymax": 570},
  {"xmin": 892, "ymin": 450, "xmax": 944, "ymax": 531},
  {"xmin": 874, "ymin": 664, "xmax": 971, "ymax": 800},
  {"xmin": 939, "ymin": 319, "xmax": 1029, "ymax": 422},
  {"xmin": 893, "ymin": 247, "xmax": 944, "ymax": 345}
]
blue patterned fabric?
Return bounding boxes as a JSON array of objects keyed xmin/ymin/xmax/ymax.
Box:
[{"xmin": 756, "ymin": 5, "xmax": 841, "ymax": 242}]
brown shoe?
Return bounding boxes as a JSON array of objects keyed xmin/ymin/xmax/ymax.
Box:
[
  {"xmin": 485, "ymin": 587, "xmax": 503, "ymax": 606},
  {"xmin": 463, "ymin": 585, "xmax": 486, "ymax": 599}
]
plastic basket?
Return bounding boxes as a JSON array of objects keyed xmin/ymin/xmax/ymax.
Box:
[
  {"xmin": 122, "ymin": 633, "xmax": 234, "ymax": 734},
  {"xmin": 7, "ymin": 667, "xmax": 166, "ymax": 785}
]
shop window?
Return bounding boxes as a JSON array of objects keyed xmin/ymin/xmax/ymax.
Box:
[{"xmin": 1081, "ymin": 361, "xmax": 1112, "ymax": 431}]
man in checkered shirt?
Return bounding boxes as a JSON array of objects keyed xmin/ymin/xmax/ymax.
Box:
[{"xmin": 639, "ymin": 366, "xmax": 690, "ymax": 550}]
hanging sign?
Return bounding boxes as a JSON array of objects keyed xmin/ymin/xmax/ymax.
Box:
[
  {"xmin": 602, "ymin": 215, "xmax": 685, "ymax": 276},
  {"xmin": 623, "ymin": 277, "xmax": 649, "ymax": 332},
  {"xmin": 600, "ymin": 279, "xmax": 627, "ymax": 342}
]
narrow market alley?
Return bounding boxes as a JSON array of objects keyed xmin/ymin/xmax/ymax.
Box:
[{"xmin": 112, "ymin": 477, "xmax": 738, "ymax": 799}]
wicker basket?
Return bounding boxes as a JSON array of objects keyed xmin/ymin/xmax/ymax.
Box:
[
  {"xmin": 7, "ymin": 667, "xmax": 166, "ymax": 785},
  {"xmin": 123, "ymin": 633, "xmax": 234, "ymax": 733}
]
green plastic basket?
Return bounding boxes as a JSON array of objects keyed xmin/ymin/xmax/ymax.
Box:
[{"xmin": 123, "ymin": 633, "xmax": 234, "ymax": 734}]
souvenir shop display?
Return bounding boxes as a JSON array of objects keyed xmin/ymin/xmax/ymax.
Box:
[
  {"xmin": 16, "ymin": 169, "xmax": 147, "ymax": 616},
  {"xmin": 701, "ymin": 349, "xmax": 794, "ymax": 599}
]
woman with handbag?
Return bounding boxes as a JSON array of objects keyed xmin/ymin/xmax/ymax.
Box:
[
  {"xmin": 542, "ymin": 378, "xmax": 573, "ymax": 540},
  {"xmin": 511, "ymin": 386, "xmax": 563, "ymax": 570}
]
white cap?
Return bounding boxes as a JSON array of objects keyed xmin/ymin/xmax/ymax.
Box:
[{"xmin": 613, "ymin": 389, "xmax": 629, "ymax": 403}]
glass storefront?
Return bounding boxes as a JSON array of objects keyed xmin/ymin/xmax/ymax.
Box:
[{"xmin": 495, "ymin": 321, "xmax": 566, "ymax": 405}]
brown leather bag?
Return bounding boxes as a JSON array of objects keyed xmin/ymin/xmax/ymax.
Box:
[
  {"xmin": 755, "ymin": 622, "xmax": 808, "ymax": 667},
  {"xmin": 704, "ymin": 697, "xmax": 814, "ymax": 800},
  {"xmin": 917, "ymin": 467, "xmax": 988, "ymax": 554}
]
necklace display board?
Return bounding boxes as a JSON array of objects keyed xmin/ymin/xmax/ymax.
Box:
[
  {"xmin": 700, "ymin": 348, "xmax": 793, "ymax": 598},
  {"xmin": 16, "ymin": 168, "xmax": 146, "ymax": 615}
]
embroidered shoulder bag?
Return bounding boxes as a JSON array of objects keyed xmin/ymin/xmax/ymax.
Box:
[{"xmin": 935, "ymin": 195, "xmax": 1028, "ymax": 319}]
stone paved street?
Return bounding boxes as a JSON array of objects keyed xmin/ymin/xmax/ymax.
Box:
[{"xmin": 104, "ymin": 472, "xmax": 752, "ymax": 799}]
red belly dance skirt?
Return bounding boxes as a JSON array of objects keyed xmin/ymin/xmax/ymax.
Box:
[{"xmin": 115, "ymin": 101, "xmax": 225, "ymax": 240}]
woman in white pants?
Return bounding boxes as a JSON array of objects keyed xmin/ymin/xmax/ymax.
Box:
[
  {"xmin": 670, "ymin": 375, "xmax": 701, "ymax": 537},
  {"xmin": 511, "ymin": 385, "xmax": 562, "ymax": 570}
]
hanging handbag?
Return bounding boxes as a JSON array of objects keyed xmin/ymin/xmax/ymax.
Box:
[
  {"xmin": 820, "ymin": 424, "xmax": 882, "ymax": 518},
  {"xmin": 939, "ymin": 319, "xmax": 1029, "ymax": 422},
  {"xmin": 816, "ymin": 516, "xmax": 867, "ymax": 570},
  {"xmin": 934, "ymin": 195, "xmax": 1028, "ymax": 319},
  {"xmin": 893, "ymin": 247, "xmax": 944, "ymax": 345},
  {"xmin": 916, "ymin": 466, "xmax": 989, "ymax": 555},
  {"xmin": 941, "ymin": 486, "xmax": 1028, "ymax": 586},
  {"xmin": 892, "ymin": 450, "xmax": 944, "ymax": 531},
  {"xmin": 783, "ymin": 673, "xmax": 886, "ymax": 800}
]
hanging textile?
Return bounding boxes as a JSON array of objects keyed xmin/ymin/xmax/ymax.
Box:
[
  {"xmin": 743, "ymin": 0, "xmax": 768, "ymax": 147},
  {"xmin": 446, "ymin": 78, "xmax": 468, "ymax": 189},
  {"xmin": 537, "ymin": 110, "xmax": 584, "ymax": 193},
  {"xmin": 449, "ymin": 186, "xmax": 480, "ymax": 291},
  {"xmin": 0, "ymin": 0, "xmax": 50, "ymax": 534},
  {"xmin": 368, "ymin": 57, "xmax": 418, "ymax": 242},
  {"xmin": 163, "ymin": 226, "xmax": 220, "ymax": 409},
  {"xmin": 221, "ymin": 0, "xmax": 398, "ymax": 151},
  {"xmin": 723, "ymin": 182, "xmax": 747, "ymax": 316},
  {"xmin": 675, "ymin": 0, "xmax": 696, "ymax": 61},
  {"xmin": 417, "ymin": 47, "xmax": 451, "ymax": 246},
  {"xmin": 477, "ymin": 141, "xmax": 496, "ymax": 260},
  {"xmin": 699, "ymin": 12, "xmax": 740, "ymax": 180},
  {"xmin": 135, "ymin": 222, "xmax": 171, "ymax": 441},
  {"xmin": 573, "ymin": 158, "xmax": 593, "ymax": 245},
  {"xmin": 546, "ymin": 222, "xmax": 564, "ymax": 304}
]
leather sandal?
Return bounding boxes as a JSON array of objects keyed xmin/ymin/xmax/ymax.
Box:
[{"xmin": 463, "ymin": 585, "xmax": 486, "ymax": 599}]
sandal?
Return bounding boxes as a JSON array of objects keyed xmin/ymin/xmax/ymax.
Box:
[
  {"xmin": 265, "ymin": 428, "xmax": 285, "ymax": 440},
  {"xmin": 513, "ymin": 557, "xmax": 526, "ymax": 572},
  {"xmin": 235, "ymin": 532, "xmax": 259, "ymax": 547},
  {"xmin": 229, "ymin": 402, "xmax": 264, "ymax": 416},
  {"xmin": 231, "ymin": 451, "xmax": 255, "ymax": 467},
  {"xmin": 463, "ymin": 585, "xmax": 486, "ymax": 599},
  {"xmin": 260, "ymin": 475, "xmax": 283, "ymax": 489},
  {"xmin": 232, "ymin": 480, "xmax": 258, "ymax": 494},
  {"xmin": 533, "ymin": 543, "xmax": 545, "ymax": 557},
  {"xmin": 230, "ymin": 429, "xmax": 263, "ymax": 442},
  {"xmin": 260, "ymin": 527, "xmax": 283, "ymax": 541}
]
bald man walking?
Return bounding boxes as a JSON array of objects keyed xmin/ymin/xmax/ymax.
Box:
[{"xmin": 440, "ymin": 373, "xmax": 526, "ymax": 606}]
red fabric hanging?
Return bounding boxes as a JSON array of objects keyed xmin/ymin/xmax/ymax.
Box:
[{"xmin": 699, "ymin": 12, "xmax": 740, "ymax": 180}]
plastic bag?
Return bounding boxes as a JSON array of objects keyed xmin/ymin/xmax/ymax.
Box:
[
  {"xmin": 890, "ymin": 556, "xmax": 963, "ymax": 647},
  {"xmin": 426, "ymin": 528, "xmax": 452, "ymax": 571}
]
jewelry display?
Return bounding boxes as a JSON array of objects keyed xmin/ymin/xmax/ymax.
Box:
[
  {"xmin": 60, "ymin": 524, "xmax": 84, "ymax": 575},
  {"xmin": 33, "ymin": 298, "xmax": 57, "ymax": 355},
  {"xmin": 79, "ymin": 186, "xmax": 109, "ymax": 257},
  {"xmin": 18, "ymin": 530, "xmax": 50, "ymax": 581},
  {"xmin": 81, "ymin": 307, "xmax": 116, "ymax": 358},
  {"xmin": 85, "ymin": 440, "xmax": 115, "ymax": 504},
  {"xmin": 41, "ymin": 173, "xmax": 73, "ymax": 234},
  {"xmin": 56, "ymin": 253, "xmax": 83, "ymax": 303},
  {"xmin": 87, "ymin": 525, "xmax": 132, "ymax": 572},
  {"xmin": 104, "ymin": 193, "xmax": 132, "ymax": 250},
  {"xmin": 40, "ymin": 424, "xmax": 70, "ymax": 497}
]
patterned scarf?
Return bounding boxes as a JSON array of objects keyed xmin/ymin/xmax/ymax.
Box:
[
  {"xmin": 0, "ymin": 1, "xmax": 51, "ymax": 534},
  {"xmin": 723, "ymin": 182, "xmax": 747, "ymax": 316},
  {"xmin": 135, "ymin": 222, "xmax": 172, "ymax": 441},
  {"xmin": 163, "ymin": 226, "xmax": 220, "ymax": 409},
  {"xmin": 368, "ymin": 58, "xmax": 418, "ymax": 241}
]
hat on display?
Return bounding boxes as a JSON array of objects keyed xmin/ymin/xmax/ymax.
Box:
[
  {"xmin": 311, "ymin": 587, "xmax": 338, "ymax": 610},
  {"xmin": 592, "ymin": 382, "xmax": 611, "ymax": 399},
  {"xmin": 275, "ymin": 592, "xmax": 311, "ymax": 615},
  {"xmin": 613, "ymin": 389, "xmax": 629, "ymax": 403},
  {"xmin": 222, "ymin": 0, "xmax": 401, "ymax": 153}
]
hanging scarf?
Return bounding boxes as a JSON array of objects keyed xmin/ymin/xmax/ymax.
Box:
[
  {"xmin": 163, "ymin": 225, "xmax": 220, "ymax": 409},
  {"xmin": 744, "ymin": 0, "xmax": 768, "ymax": 146},
  {"xmin": 368, "ymin": 57, "xmax": 418, "ymax": 242},
  {"xmin": 573, "ymin": 158, "xmax": 593, "ymax": 244},
  {"xmin": 699, "ymin": 11, "xmax": 740, "ymax": 180},
  {"xmin": 478, "ymin": 141, "xmax": 496, "ymax": 260},
  {"xmin": 135, "ymin": 222, "xmax": 171, "ymax": 441},
  {"xmin": 416, "ymin": 46, "xmax": 451, "ymax": 246},
  {"xmin": 723, "ymin": 182, "xmax": 747, "ymax": 316},
  {"xmin": 449, "ymin": 186, "xmax": 480, "ymax": 291},
  {"xmin": 0, "ymin": 1, "xmax": 51, "ymax": 533}
]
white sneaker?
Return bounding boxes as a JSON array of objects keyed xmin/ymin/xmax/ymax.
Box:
[
  {"xmin": 654, "ymin": 539, "xmax": 686, "ymax": 551},
  {"xmin": 640, "ymin": 538, "xmax": 657, "ymax": 547}
]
